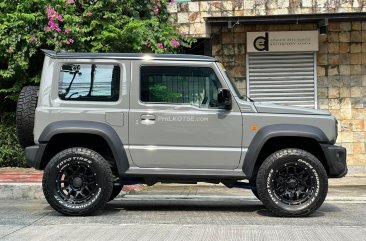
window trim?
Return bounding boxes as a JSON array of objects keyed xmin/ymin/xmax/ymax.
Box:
[
  {"xmin": 138, "ymin": 65, "xmax": 223, "ymax": 109},
  {"xmin": 56, "ymin": 62, "xmax": 122, "ymax": 103}
]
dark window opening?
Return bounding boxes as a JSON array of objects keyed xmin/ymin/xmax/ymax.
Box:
[{"xmin": 183, "ymin": 38, "xmax": 212, "ymax": 56}]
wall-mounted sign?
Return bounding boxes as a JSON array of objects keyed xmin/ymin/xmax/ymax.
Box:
[{"xmin": 247, "ymin": 31, "xmax": 318, "ymax": 52}]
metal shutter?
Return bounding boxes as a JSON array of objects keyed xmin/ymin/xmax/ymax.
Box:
[{"xmin": 247, "ymin": 52, "xmax": 316, "ymax": 108}]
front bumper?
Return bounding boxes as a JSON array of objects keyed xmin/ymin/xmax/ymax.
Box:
[
  {"xmin": 320, "ymin": 144, "xmax": 347, "ymax": 178},
  {"xmin": 25, "ymin": 144, "xmax": 47, "ymax": 170}
]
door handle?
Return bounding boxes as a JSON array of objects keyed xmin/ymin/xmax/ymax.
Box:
[
  {"xmin": 140, "ymin": 114, "xmax": 156, "ymax": 125},
  {"xmin": 140, "ymin": 114, "xmax": 156, "ymax": 120}
]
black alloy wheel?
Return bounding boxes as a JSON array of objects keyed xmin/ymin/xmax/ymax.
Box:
[
  {"xmin": 56, "ymin": 163, "xmax": 98, "ymax": 205},
  {"xmin": 271, "ymin": 163, "xmax": 316, "ymax": 206},
  {"xmin": 43, "ymin": 147, "xmax": 113, "ymax": 216},
  {"xmin": 256, "ymin": 148, "xmax": 328, "ymax": 217}
]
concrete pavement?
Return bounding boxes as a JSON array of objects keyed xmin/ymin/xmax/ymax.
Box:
[{"xmin": 0, "ymin": 193, "xmax": 366, "ymax": 240}]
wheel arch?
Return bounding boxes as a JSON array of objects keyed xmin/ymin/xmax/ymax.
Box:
[
  {"xmin": 243, "ymin": 124, "xmax": 330, "ymax": 179},
  {"xmin": 39, "ymin": 121, "xmax": 129, "ymax": 176}
]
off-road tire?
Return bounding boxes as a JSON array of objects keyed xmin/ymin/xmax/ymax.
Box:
[
  {"xmin": 16, "ymin": 86, "xmax": 39, "ymax": 148},
  {"xmin": 256, "ymin": 148, "xmax": 328, "ymax": 217},
  {"xmin": 43, "ymin": 147, "xmax": 114, "ymax": 216},
  {"xmin": 108, "ymin": 186, "xmax": 123, "ymax": 202}
]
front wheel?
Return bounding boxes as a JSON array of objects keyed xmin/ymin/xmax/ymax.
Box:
[
  {"xmin": 256, "ymin": 148, "xmax": 328, "ymax": 217},
  {"xmin": 43, "ymin": 147, "xmax": 114, "ymax": 216}
]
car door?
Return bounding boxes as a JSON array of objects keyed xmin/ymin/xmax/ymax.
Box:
[{"xmin": 128, "ymin": 61, "xmax": 243, "ymax": 169}]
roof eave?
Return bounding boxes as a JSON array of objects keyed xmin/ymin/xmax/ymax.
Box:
[{"xmin": 205, "ymin": 12, "xmax": 366, "ymax": 25}]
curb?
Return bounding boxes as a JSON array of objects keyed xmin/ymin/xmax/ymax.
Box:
[
  {"xmin": 0, "ymin": 183, "xmax": 140, "ymax": 200},
  {"xmin": 0, "ymin": 183, "xmax": 44, "ymax": 200},
  {"xmin": 0, "ymin": 177, "xmax": 366, "ymax": 201},
  {"xmin": 0, "ymin": 168, "xmax": 365, "ymax": 200}
]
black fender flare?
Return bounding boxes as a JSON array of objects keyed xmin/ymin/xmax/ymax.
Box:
[
  {"xmin": 39, "ymin": 121, "xmax": 129, "ymax": 175},
  {"xmin": 243, "ymin": 124, "xmax": 329, "ymax": 178}
]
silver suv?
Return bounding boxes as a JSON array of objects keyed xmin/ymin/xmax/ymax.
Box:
[{"xmin": 16, "ymin": 50, "xmax": 347, "ymax": 217}]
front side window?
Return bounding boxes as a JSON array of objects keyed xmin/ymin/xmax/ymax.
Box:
[
  {"xmin": 59, "ymin": 64, "xmax": 120, "ymax": 101},
  {"xmin": 140, "ymin": 66, "xmax": 222, "ymax": 108}
]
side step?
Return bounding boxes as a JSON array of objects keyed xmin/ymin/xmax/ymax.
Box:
[{"xmin": 114, "ymin": 178, "xmax": 256, "ymax": 190}]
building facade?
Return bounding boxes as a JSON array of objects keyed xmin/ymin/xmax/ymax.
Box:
[{"xmin": 168, "ymin": 0, "xmax": 366, "ymax": 174}]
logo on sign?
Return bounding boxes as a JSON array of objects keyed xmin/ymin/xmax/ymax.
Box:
[{"xmin": 253, "ymin": 32, "xmax": 269, "ymax": 51}]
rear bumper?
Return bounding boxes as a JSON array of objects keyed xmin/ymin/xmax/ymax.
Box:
[
  {"xmin": 25, "ymin": 144, "xmax": 46, "ymax": 170},
  {"xmin": 320, "ymin": 144, "xmax": 347, "ymax": 178}
]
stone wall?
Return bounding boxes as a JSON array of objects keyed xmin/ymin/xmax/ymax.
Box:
[
  {"xmin": 168, "ymin": 0, "xmax": 366, "ymax": 37},
  {"xmin": 317, "ymin": 21, "xmax": 366, "ymax": 167},
  {"xmin": 209, "ymin": 21, "xmax": 366, "ymax": 168},
  {"xmin": 168, "ymin": 1, "xmax": 366, "ymax": 171}
]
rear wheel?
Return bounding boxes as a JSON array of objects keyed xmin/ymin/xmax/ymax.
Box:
[
  {"xmin": 43, "ymin": 147, "xmax": 113, "ymax": 216},
  {"xmin": 256, "ymin": 148, "xmax": 328, "ymax": 217}
]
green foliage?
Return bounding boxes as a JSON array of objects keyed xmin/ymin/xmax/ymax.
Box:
[
  {"xmin": 0, "ymin": 123, "xmax": 26, "ymax": 167},
  {"xmin": 0, "ymin": 0, "xmax": 195, "ymax": 110},
  {"xmin": 149, "ymin": 83, "xmax": 182, "ymax": 102},
  {"xmin": 0, "ymin": 0, "xmax": 195, "ymax": 167}
]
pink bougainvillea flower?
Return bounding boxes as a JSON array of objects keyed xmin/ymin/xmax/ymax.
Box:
[
  {"xmin": 170, "ymin": 39, "xmax": 180, "ymax": 48},
  {"xmin": 153, "ymin": 8, "xmax": 159, "ymax": 14},
  {"xmin": 65, "ymin": 28, "xmax": 71, "ymax": 34},
  {"xmin": 46, "ymin": 6, "xmax": 63, "ymax": 32},
  {"xmin": 28, "ymin": 35, "xmax": 36, "ymax": 43},
  {"xmin": 65, "ymin": 0, "xmax": 75, "ymax": 5},
  {"xmin": 157, "ymin": 43, "xmax": 164, "ymax": 49},
  {"xmin": 65, "ymin": 38, "xmax": 74, "ymax": 45},
  {"xmin": 47, "ymin": 7, "xmax": 62, "ymax": 22}
]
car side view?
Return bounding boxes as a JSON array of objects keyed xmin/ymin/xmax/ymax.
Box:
[{"xmin": 16, "ymin": 50, "xmax": 347, "ymax": 217}]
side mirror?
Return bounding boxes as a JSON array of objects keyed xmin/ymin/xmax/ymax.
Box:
[{"xmin": 217, "ymin": 88, "xmax": 232, "ymax": 110}]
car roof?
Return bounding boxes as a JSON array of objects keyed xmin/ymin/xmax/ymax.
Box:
[{"xmin": 42, "ymin": 49, "xmax": 216, "ymax": 62}]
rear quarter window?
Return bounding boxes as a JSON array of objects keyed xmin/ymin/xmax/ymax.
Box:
[{"xmin": 58, "ymin": 64, "xmax": 120, "ymax": 101}]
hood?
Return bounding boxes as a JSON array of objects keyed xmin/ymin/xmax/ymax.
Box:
[{"xmin": 253, "ymin": 102, "xmax": 331, "ymax": 115}]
